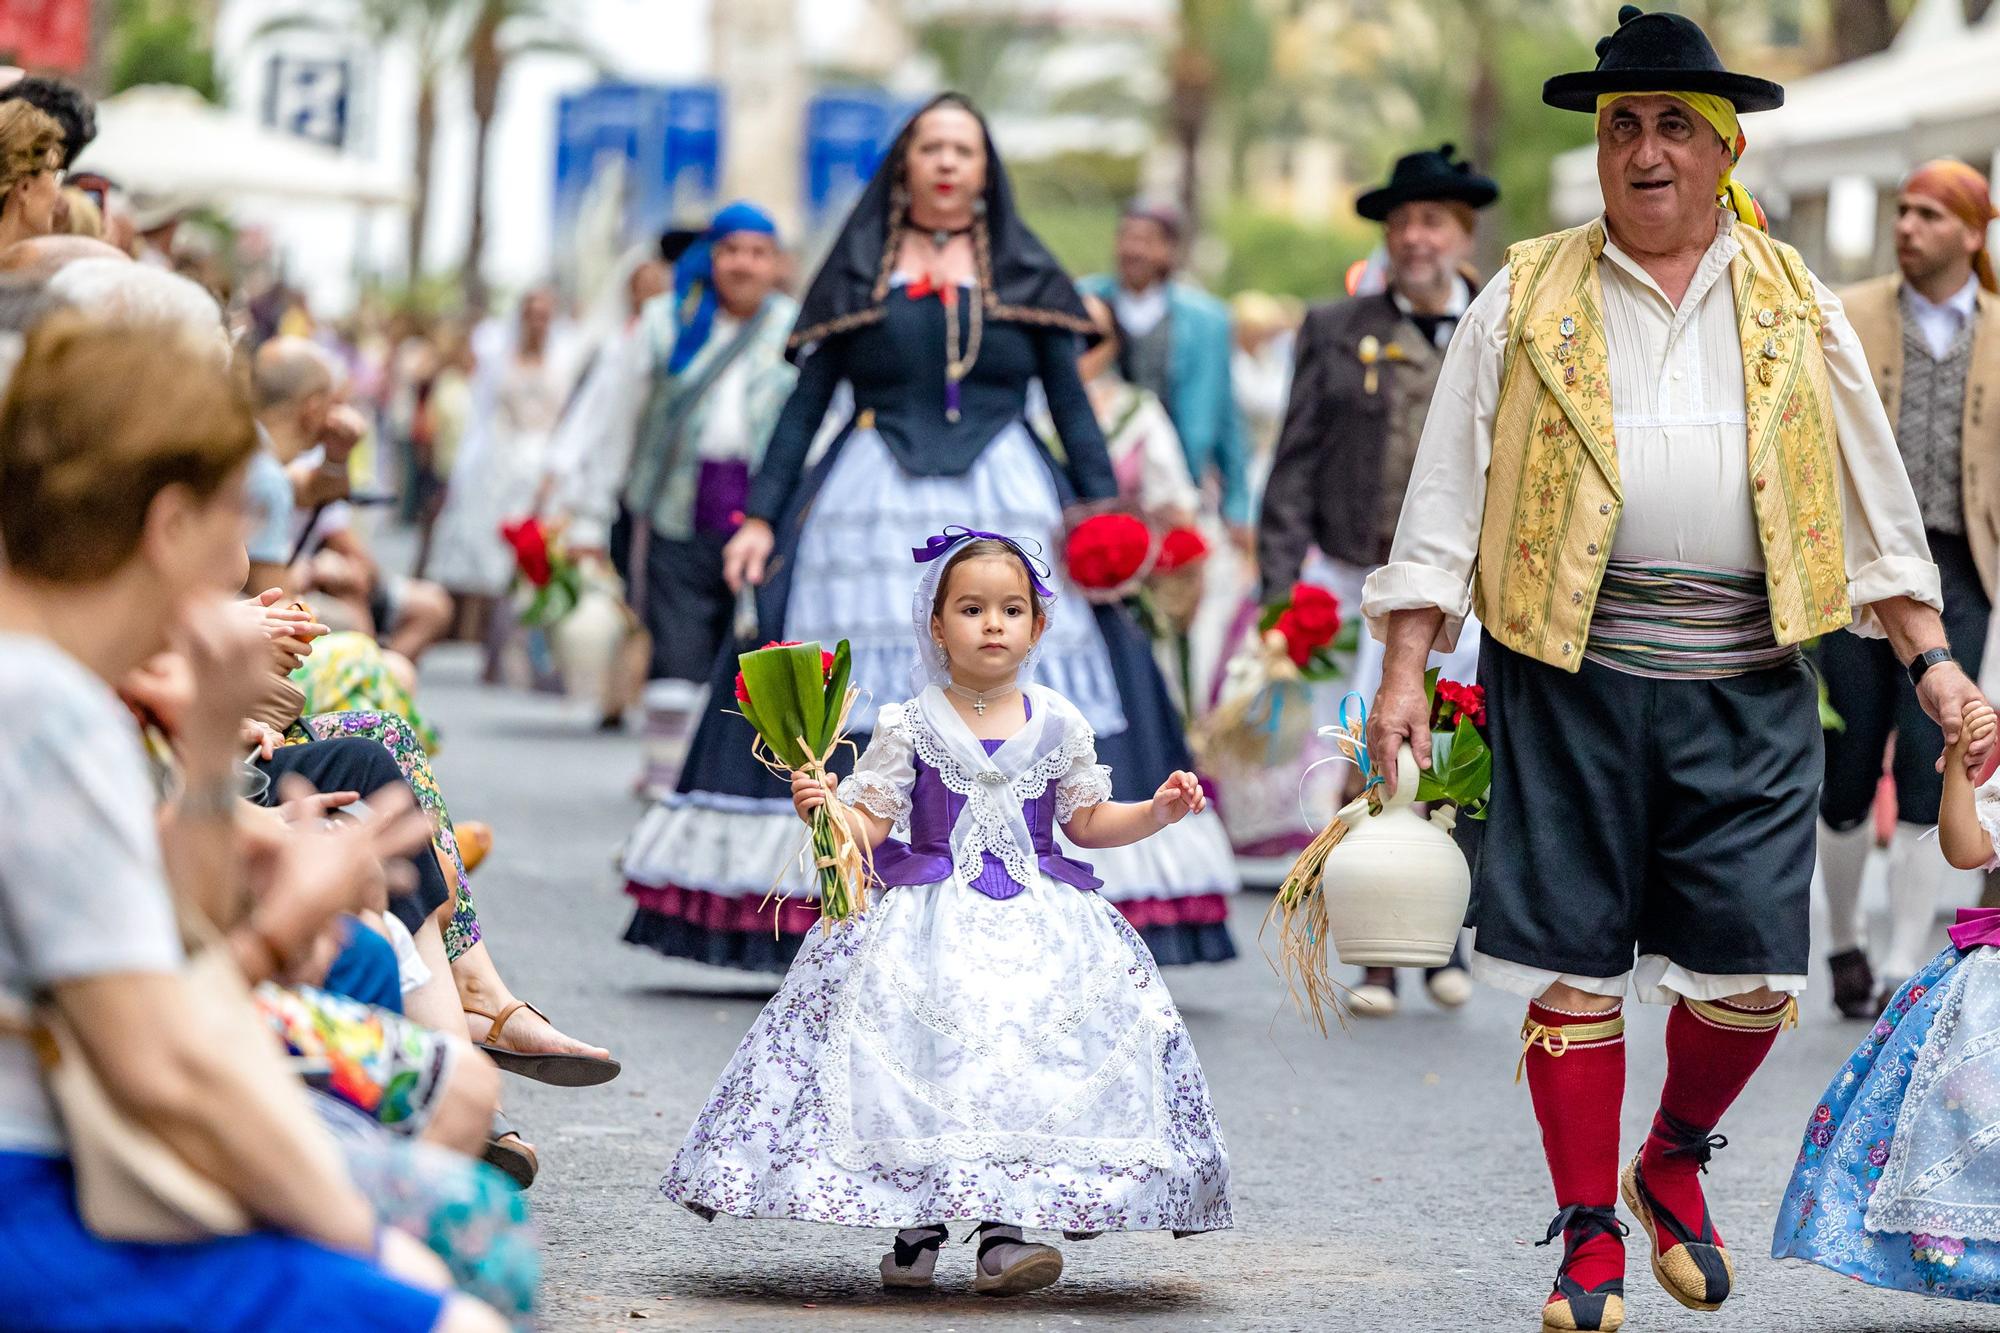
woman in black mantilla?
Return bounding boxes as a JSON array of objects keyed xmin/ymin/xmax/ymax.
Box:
[{"xmin": 618, "ymin": 93, "xmax": 1240, "ymax": 971}]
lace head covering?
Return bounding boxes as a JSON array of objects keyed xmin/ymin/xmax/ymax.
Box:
[
  {"xmin": 785, "ymin": 92, "xmax": 1095, "ymax": 362},
  {"xmin": 908, "ymin": 525, "xmax": 1055, "ymax": 696}
]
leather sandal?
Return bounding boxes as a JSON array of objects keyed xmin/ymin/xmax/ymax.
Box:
[
  {"xmin": 1536, "ymin": 1204, "xmax": 1626, "ymax": 1332},
  {"xmin": 1620, "ymin": 1116, "xmax": 1734, "ymax": 1312},
  {"xmin": 465, "ymin": 999, "xmax": 621, "ymax": 1087},
  {"xmin": 482, "ymin": 1109, "xmax": 538, "ymax": 1190},
  {"xmin": 457, "ymin": 821, "xmax": 494, "ymax": 874}
]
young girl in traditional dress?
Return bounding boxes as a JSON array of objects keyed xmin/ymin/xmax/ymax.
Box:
[
  {"xmin": 661, "ymin": 530, "xmax": 1232, "ymax": 1293},
  {"xmin": 1773, "ymin": 698, "xmax": 2000, "ymax": 1301}
]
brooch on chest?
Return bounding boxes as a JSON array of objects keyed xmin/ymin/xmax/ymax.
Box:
[{"xmin": 1357, "ymin": 335, "xmax": 1407, "ymax": 395}]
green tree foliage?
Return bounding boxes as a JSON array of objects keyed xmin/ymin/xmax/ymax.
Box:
[
  {"xmin": 1385, "ymin": 16, "xmax": 1599, "ymax": 264},
  {"xmin": 109, "ymin": 0, "xmax": 221, "ymax": 102},
  {"xmin": 1215, "ymin": 205, "xmax": 1376, "ymax": 301}
]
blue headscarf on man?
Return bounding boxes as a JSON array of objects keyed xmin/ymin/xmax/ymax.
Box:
[{"xmin": 666, "ymin": 200, "xmax": 779, "ymax": 376}]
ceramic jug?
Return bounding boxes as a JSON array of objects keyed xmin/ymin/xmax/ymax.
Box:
[{"xmin": 1321, "ymin": 744, "xmax": 1471, "ymax": 967}]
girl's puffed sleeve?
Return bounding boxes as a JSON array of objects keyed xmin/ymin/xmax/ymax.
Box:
[
  {"xmin": 1053, "ymin": 722, "xmax": 1114, "ymax": 827},
  {"xmin": 838, "ymin": 700, "xmax": 916, "ymax": 828}
]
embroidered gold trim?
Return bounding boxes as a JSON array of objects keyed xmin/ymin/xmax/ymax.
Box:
[
  {"xmin": 1516, "ymin": 1012, "xmax": 1626, "ymax": 1083},
  {"xmin": 1682, "ymin": 995, "xmax": 1798, "ymax": 1032}
]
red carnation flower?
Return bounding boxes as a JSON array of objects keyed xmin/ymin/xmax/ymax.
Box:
[
  {"xmin": 1065, "ymin": 513, "xmax": 1151, "ymax": 590},
  {"xmin": 1154, "ymin": 525, "xmax": 1210, "ymax": 574},
  {"xmin": 499, "ymin": 517, "xmax": 553, "ymax": 587},
  {"xmin": 1274, "ymin": 609, "xmax": 1314, "ymax": 667},
  {"xmin": 734, "ymin": 672, "xmax": 750, "ymax": 704},
  {"xmin": 1434, "ymin": 679, "xmax": 1487, "ymax": 729},
  {"xmin": 1287, "ymin": 581, "xmax": 1341, "ymax": 648}
]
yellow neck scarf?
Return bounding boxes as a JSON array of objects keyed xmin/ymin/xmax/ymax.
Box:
[{"xmin": 1597, "ymin": 91, "xmax": 1765, "ymax": 231}]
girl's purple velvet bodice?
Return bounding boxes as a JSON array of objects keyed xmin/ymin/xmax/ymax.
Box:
[{"xmin": 871, "ymin": 725, "xmax": 1102, "ymax": 901}]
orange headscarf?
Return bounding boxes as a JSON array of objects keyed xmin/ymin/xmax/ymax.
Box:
[{"xmin": 1903, "ymin": 159, "xmax": 1999, "ymax": 293}]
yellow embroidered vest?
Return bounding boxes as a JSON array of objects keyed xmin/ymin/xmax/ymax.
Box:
[{"xmin": 1474, "ymin": 219, "xmax": 1851, "ymax": 671}]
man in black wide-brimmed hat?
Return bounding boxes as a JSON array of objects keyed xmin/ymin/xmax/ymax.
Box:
[
  {"xmin": 1359, "ymin": 7, "xmax": 1986, "ymax": 1330},
  {"xmin": 1258, "ymin": 142, "xmax": 1496, "ymax": 1017}
]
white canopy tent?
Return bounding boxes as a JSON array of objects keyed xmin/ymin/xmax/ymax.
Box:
[{"xmin": 74, "ymin": 84, "xmax": 411, "ymax": 209}]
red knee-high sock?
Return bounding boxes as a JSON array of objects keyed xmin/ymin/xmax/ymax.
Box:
[
  {"xmin": 1639, "ymin": 995, "xmax": 1793, "ymax": 1250},
  {"xmin": 1521, "ymin": 1000, "xmax": 1627, "ymax": 1300}
]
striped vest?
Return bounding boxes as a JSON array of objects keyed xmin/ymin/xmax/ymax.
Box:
[{"xmin": 1473, "ymin": 219, "xmax": 1851, "ymax": 672}]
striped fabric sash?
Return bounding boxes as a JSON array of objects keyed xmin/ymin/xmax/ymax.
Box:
[{"xmin": 1583, "ymin": 560, "xmax": 1801, "ymax": 679}]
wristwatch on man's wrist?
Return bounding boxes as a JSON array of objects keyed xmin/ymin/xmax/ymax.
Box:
[{"xmin": 1907, "ymin": 646, "xmax": 1957, "ymax": 690}]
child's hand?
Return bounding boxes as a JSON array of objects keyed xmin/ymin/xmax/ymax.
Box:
[
  {"xmin": 791, "ymin": 769, "xmax": 835, "ymax": 822},
  {"xmin": 1951, "ymin": 699, "xmax": 1998, "ymax": 771},
  {"xmin": 1150, "ymin": 771, "xmax": 1206, "ymax": 827}
]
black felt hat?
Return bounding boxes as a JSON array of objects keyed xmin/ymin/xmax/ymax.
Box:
[
  {"xmin": 1354, "ymin": 143, "xmax": 1499, "ymax": 222},
  {"xmin": 1543, "ymin": 4, "xmax": 1784, "ymax": 114}
]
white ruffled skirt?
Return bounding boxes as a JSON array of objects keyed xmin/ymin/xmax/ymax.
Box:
[{"xmin": 663, "ymin": 874, "xmax": 1233, "ymax": 1232}]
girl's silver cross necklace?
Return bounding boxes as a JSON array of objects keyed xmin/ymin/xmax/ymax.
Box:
[{"xmin": 948, "ymin": 681, "xmax": 1017, "ymax": 716}]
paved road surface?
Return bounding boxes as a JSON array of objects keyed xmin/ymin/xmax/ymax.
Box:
[{"xmin": 418, "ymin": 648, "xmax": 1993, "ymax": 1332}]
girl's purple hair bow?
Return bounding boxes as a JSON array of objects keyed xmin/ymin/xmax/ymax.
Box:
[{"xmin": 912, "ymin": 525, "xmax": 1054, "ymax": 597}]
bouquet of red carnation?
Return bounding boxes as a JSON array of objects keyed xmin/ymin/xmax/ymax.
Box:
[
  {"xmin": 1194, "ymin": 583, "xmax": 1358, "ymax": 769},
  {"xmin": 733, "ymin": 638, "xmax": 872, "ymax": 924},
  {"xmin": 1260, "ymin": 581, "xmax": 1358, "ymax": 676},
  {"xmin": 1416, "ymin": 670, "xmax": 1491, "ymax": 818},
  {"xmin": 1064, "ymin": 510, "xmax": 1154, "ymax": 602},
  {"xmin": 500, "ymin": 516, "xmax": 583, "ymax": 629},
  {"xmin": 1154, "ymin": 525, "xmax": 1209, "ymax": 575}
]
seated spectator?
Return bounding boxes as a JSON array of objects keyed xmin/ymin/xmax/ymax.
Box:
[
  {"xmin": 0, "ymin": 74, "xmax": 96, "ymax": 170},
  {"xmin": 254, "ymin": 336, "xmax": 454, "ymax": 667},
  {"xmin": 0, "ymin": 101, "xmax": 65, "ymax": 250},
  {"xmin": 0, "ymin": 313, "xmax": 515, "ymax": 1332}
]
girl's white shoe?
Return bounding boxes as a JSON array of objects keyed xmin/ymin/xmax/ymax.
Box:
[
  {"xmin": 970, "ymin": 1223, "xmax": 1065, "ymax": 1297},
  {"xmin": 880, "ymin": 1224, "xmax": 948, "ymax": 1289}
]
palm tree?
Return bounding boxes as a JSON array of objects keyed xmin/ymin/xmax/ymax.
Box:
[
  {"xmin": 256, "ymin": 0, "xmax": 465, "ymax": 289},
  {"xmin": 459, "ymin": 0, "xmax": 598, "ymax": 314}
]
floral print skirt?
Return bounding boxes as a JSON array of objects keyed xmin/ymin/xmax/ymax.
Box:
[
  {"xmin": 295, "ymin": 710, "xmax": 483, "ymax": 960},
  {"xmin": 663, "ymin": 875, "xmax": 1232, "ymax": 1233},
  {"xmin": 1772, "ymin": 944, "xmax": 2000, "ymax": 1302}
]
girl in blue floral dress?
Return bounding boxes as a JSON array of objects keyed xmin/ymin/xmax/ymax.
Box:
[{"xmin": 1773, "ymin": 699, "xmax": 2000, "ymax": 1301}]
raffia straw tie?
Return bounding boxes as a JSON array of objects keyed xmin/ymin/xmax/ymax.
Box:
[
  {"xmin": 1194, "ymin": 634, "xmax": 1301, "ymax": 765},
  {"xmin": 1515, "ymin": 1013, "xmax": 1626, "ymax": 1083},
  {"xmin": 747, "ymin": 686, "xmax": 878, "ymax": 932}
]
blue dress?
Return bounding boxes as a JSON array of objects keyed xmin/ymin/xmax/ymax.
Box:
[{"xmin": 1772, "ymin": 943, "xmax": 2000, "ymax": 1302}]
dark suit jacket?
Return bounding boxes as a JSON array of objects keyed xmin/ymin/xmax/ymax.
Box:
[{"xmin": 1256, "ymin": 293, "xmax": 1411, "ymax": 593}]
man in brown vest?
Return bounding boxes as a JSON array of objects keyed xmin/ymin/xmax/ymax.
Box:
[
  {"xmin": 1258, "ymin": 143, "xmax": 1498, "ymax": 1017},
  {"xmin": 1816, "ymin": 159, "xmax": 2000, "ymax": 1018},
  {"xmin": 1361, "ymin": 8, "xmax": 1986, "ymax": 1330}
]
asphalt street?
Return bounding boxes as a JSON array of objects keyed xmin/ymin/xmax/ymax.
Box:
[{"xmin": 418, "ymin": 646, "xmax": 2000, "ymax": 1333}]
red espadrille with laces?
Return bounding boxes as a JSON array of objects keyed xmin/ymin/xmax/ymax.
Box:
[
  {"xmin": 1520, "ymin": 1001, "xmax": 1628, "ymax": 1331},
  {"xmin": 1622, "ymin": 994, "xmax": 1793, "ymax": 1311}
]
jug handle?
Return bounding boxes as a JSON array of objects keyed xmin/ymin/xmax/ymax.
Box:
[{"xmin": 1384, "ymin": 744, "xmax": 1422, "ymax": 811}]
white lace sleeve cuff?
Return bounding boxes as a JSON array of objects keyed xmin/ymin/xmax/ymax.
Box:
[
  {"xmin": 1055, "ymin": 763, "xmax": 1114, "ymax": 825},
  {"xmin": 838, "ymin": 772, "xmax": 910, "ymax": 825},
  {"xmin": 1974, "ymin": 778, "xmax": 2000, "ymax": 872},
  {"xmin": 838, "ymin": 700, "xmax": 917, "ymax": 829}
]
